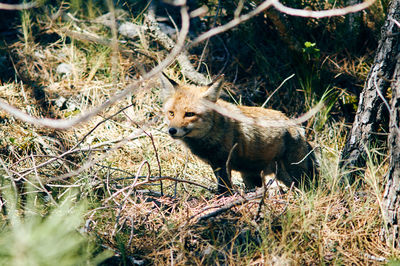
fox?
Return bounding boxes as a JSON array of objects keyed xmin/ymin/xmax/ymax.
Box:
[{"xmin": 160, "ymin": 74, "xmax": 318, "ymax": 194}]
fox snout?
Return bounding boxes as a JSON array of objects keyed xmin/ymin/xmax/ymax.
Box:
[{"xmin": 168, "ymin": 126, "xmax": 190, "ymax": 138}]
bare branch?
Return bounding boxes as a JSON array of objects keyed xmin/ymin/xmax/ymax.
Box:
[
  {"xmin": 195, "ymin": 188, "xmax": 266, "ymax": 222},
  {"xmin": 390, "ymin": 17, "xmax": 400, "ymax": 28},
  {"xmin": 0, "ymin": 85, "xmax": 136, "ymax": 129},
  {"xmin": 191, "ymin": 0, "xmax": 275, "ymax": 46},
  {"xmin": 0, "ymin": 1, "xmax": 37, "ymax": 10},
  {"xmin": 273, "ymin": 0, "xmax": 375, "ymax": 18},
  {"xmin": 201, "ymin": 100, "xmax": 324, "ymax": 128},
  {"xmin": 191, "ymin": 0, "xmax": 375, "ymax": 46}
]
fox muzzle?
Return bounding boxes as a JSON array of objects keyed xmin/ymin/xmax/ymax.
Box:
[{"xmin": 168, "ymin": 127, "xmax": 190, "ymax": 138}]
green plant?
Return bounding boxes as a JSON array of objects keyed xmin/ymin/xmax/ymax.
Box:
[
  {"xmin": 302, "ymin": 42, "xmax": 320, "ymax": 61},
  {"xmin": 0, "ymin": 176, "xmax": 111, "ymax": 265}
]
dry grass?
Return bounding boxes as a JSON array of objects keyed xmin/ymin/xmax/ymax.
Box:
[{"xmin": 0, "ymin": 1, "xmax": 398, "ymax": 265}]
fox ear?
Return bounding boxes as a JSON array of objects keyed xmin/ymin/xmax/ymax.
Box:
[
  {"xmin": 159, "ymin": 73, "xmax": 178, "ymax": 100},
  {"xmin": 202, "ymin": 75, "xmax": 224, "ymax": 102}
]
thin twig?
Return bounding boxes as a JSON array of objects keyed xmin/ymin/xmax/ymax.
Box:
[
  {"xmin": 291, "ymin": 145, "xmax": 319, "ymax": 165},
  {"xmin": 30, "ymin": 154, "xmax": 58, "ymax": 206},
  {"xmin": 148, "ymin": 132, "xmax": 164, "ymax": 196},
  {"xmin": 15, "ymin": 131, "xmax": 146, "ymax": 182},
  {"xmin": 106, "ymin": 175, "xmax": 213, "ymax": 203},
  {"xmin": 0, "ymin": 158, "xmax": 18, "ymax": 205},
  {"xmin": 122, "ymin": 108, "xmax": 164, "ymax": 196},
  {"xmin": 262, "ymin": 73, "xmax": 295, "ymax": 108},
  {"xmin": 9, "ymin": 103, "xmax": 138, "ymax": 180},
  {"xmin": 195, "ymin": 188, "xmax": 266, "ymax": 222},
  {"xmin": 256, "ymin": 177, "xmax": 274, "ymax": 220},
  {"xmin": 373, "ymin": 72, "xmax": 399, "ymax": 132},
  {"xmin": 389, "ymin": 17, "xmax": 400, "ymax": 28},
  {"xmin": 224, "ymin": 143, "xmax": 238, "ymax": 194},
  {"xmin": 49, "ymin": 131, "xmax": 148, "ymax": 182},
  {"xmin": 112, "ymin": 160, "xmax": 151, "ymax": 236}
]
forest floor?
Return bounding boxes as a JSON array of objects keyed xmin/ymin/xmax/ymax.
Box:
[{"xmin": 0, "ymin": 1, "xmax": 398, "ymax": 265}]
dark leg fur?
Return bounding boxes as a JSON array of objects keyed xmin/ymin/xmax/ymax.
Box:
[
  {"xmin": 212, "ymin": 166, "xmax": 233, "ymax": 194},
  {"xmin": 241, "ymin": 171, "xmax": 263, "ymax": 189}
]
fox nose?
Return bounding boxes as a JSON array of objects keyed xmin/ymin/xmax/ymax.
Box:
[{"xmin": 168, "ymin": 127, "xmax": 177, "ymax": 136}]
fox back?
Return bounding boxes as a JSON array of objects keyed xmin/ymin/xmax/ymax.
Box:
[{"xmin": 161, "ymin": 74, "xmax": 318, "ymax": 194}]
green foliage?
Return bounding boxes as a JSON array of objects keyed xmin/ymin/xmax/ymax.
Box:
[
  {"xmin": 302, "ymin": 42, "xmax": 320, "ymax": 60},
  {"xmin": 0, "ymin": 177, "xmax": 111, "ymax": 265},
  {"xmin": 313, "ymin": 88, "xmax": 340, "ymax": 131},
  {"xmin": 388, "ymin": 259, "xmax": 400, "ymax": 266}
]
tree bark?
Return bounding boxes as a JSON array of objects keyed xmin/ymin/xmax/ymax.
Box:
[
  {"xmin": 339, "ymin": 0, "xmax": 400, "ymax": 183},
  {"xmin": 381, "ymin": 58, "xmax": 400, "ymax": 248}
]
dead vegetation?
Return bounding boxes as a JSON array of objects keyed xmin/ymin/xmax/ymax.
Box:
[{"xmin": 0, "ymin": 0, "xmax": 398, "ymax": 265}]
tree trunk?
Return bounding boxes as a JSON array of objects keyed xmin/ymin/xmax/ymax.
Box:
[
  {"xmin": 381, "ymin": 58, "xmax": 400, "ymax": 248},
  {"xmin": 341, "ymin": 0, "xmax": 400, "ymax": 248},
  {"xmin": 339, "ymin": 0, "xmax": 400, "ymax": 184}
]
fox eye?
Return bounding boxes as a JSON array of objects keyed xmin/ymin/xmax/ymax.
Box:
[
  {"xmin": 169, "ymin": 111, "xmax": 174, "ymax": 117},
  {"xmin": 184, "ymin": 112, "xmax": 196, "ymax": 117}
]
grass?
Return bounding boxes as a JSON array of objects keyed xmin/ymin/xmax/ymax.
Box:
[
  {"xmin": 0, "ymin": 179, "xmax": 111, "ymax": 265},
  {"xmin": 0, "ymin": 0, "xmax": 397, "ymax": 264}
]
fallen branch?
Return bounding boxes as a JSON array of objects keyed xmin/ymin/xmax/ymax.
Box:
[{"xmin": 195, "ymin": 188, "xmax": 266, "ymax": 222}]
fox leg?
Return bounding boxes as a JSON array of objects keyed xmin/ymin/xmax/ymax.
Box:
[
  {"xmin": 276, "ymin": 160, "xmax": 299, "ymax": 188},
  {"xmin": 212, "ymin": 165, "xmax": 233, "ymax": 194},
  {"xmin": 241, "ymin": 171, "xmax": 263, "ymax": 190}
]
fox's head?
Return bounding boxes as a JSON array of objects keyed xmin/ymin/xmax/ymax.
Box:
[{"xmin": 160, "ymin": 74, "xmax": 224, "ymax": 139}]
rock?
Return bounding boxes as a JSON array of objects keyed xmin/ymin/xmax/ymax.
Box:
[
  {"xmin": 56, "ymin": 63, "xmax": 73, "ymax": 76},
  {"xmin": 118, "ymin": 22, "xmax": 140, "ymax": 39}
]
